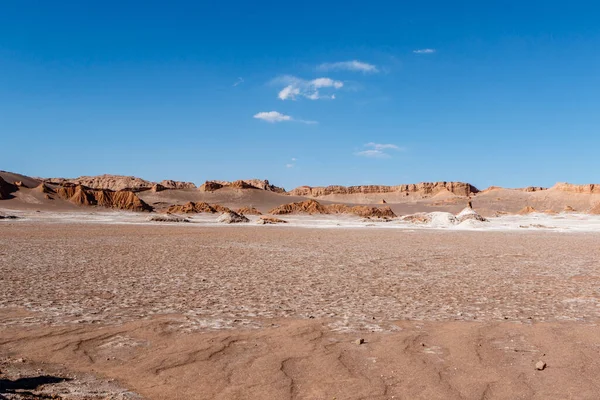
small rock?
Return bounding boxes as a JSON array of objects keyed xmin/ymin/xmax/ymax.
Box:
[
  {"xmin": 355, "ymin": 338, "xmax": 365, "ymax": 345},
  {"xmin": 535, "ymin": 361, "xmax": 546, "ymax": 370}
]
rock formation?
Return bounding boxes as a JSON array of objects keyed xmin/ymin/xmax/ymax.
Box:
[
  {"xmin": 269, "ymin": 199, "xmax": 329, "ymax": 215},
  {"xmin": 236, "ymin": 207, "xmax": 262, "ymax": 215},
  {"xmin": 199, "ymin": 179, "xmax": 285, "ymax": 193},
  {"xmin": 147, "ymin": 214, "xmax": 190, "ymax": 223},
  {"xmin": 552, "ymin": 183, "xmax": 600, "ymax": 194},
  {"xmin": 326, "ymin": 204, "xmax": 397, "ymax": 218},
  {"xmin": 46, "ymin": 175, "xmax": 154, "ymax": 191},
  {"xmin": 268, "ymin": 199, "xmax": 396, "ymax": 218},
  {"xmin": 517, "ymin": 206, "xmax": 537, "ymax": 215},
  {"xmin": 151, "ymin": 184, "xmax": 166, "ymax": 193},
  {"xmin": 217, "ymin": 211, "xmax": 250, "ymax": 224},
  {"xmin": 590, "ymin": 203, "xmax": 600, "ymax": 215},
  {"xmin": 165, "ymin": 202, "xmax": 232, "ymax": 214},
  {"xmin": 198, "ymin": 181, "xmax": 224, "ymax": 192},
  {"xmin": 158, "ymin": 180, "xmax": 197, "ymax": 189},
  {"xmin": 288, "ymin": 182, "xmax": 478, "ymax": 198},
  {"xmin": 456, "ymin": 207, "xmax": 487, "ymax": 223},
  {"xmin": 36, "ymin": 182, "xmax": 54, "ymax": 194},
  {"xmin": 56, "ymin": 184, "xmax": 152, "ymax": 211},
  {"xmin": 257, "ymin": 216, "xmax": 288, "ymax": 224}
]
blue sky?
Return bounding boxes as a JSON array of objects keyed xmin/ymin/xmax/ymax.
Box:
[{"xmin": 1, "ymin": 1, "xmax": 599, "ymax": 190}]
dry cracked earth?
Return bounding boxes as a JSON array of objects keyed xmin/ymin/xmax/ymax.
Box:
[{"xmin": 1, "ymin": 222, "xmax": 600, "ymax": 399}]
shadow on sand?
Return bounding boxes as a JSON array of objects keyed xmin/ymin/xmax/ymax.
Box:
[{"xmin": 0, "ymin": 375, "xmax": 70, "ymax": 398}]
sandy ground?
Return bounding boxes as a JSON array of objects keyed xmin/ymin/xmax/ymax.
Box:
[{"xmin": 2, "ymin": 221, "xmax": 600, "ymax": 399}]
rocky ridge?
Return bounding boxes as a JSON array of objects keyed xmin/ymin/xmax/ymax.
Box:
[{"xmin": 288, "ymin": 182, "xmax": 478, "ymax": 198}]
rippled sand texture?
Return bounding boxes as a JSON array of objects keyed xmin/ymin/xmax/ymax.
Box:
[{"xmin": 2, "ymin": 222, "xmax": 600, "ymax": 399}]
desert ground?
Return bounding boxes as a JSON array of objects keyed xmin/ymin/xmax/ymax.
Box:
[
  {"xmin": 2, "ymin": 171, "xmax": 600, "ymax": 398},
  {"xmin": 2, "ymin": 217, "xmax": 600, "ymax": 399}
]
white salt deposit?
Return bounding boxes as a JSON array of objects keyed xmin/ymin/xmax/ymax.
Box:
[{"xmin": 4, "ymin": 207, "xmax": 600, "ymax": 233}]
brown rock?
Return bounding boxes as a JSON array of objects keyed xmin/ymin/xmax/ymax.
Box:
[
  {"xmin": 151, "ymin": 184, "xmax": 166, "ymax": 193},
  {"xmin": 517, "ymin": 206, "xmax": 537, "ymax": 215},
  {"xmin": 288, "ymin": 182, "xmax": 478, "ymax": 198},
  {"xmin": 257, "ymin": 216, "xmax": 287, "ymax": 224},
  {"xmin": 236, "ymin": 207, "xmax": 262, "ymax": 215},
  {"xmin": 536, "ymin": 361, "xmax": 546, "ymax": 370},
  {"xmin": 217, "ymin": 211, "xmax": 250, "ymax": 224},
  {"xmin": 46, "ymin": 175, "xmax": 153, "ymax": 191},
  {"xmin": 166, "ymin": 202, "xmax": 232, "ymax": 214},
  {"xmin": 552, "ymin": 183, "xmax": 600, "ymax": 194},
  {"xmin": 199, "ymin": 179, "xmax": 285, "ymax": 193},
  {"xmin": 56, "ymin": 184, "xmax": 152, "ymax": 211},
  {"xmin": 326, "ymin": 204, "xmax": 397, "ymax": 218},
  {"xmin": 158, "ymin": 180, "xmax": 197, "ymax": 189},
  {"xmin": 268, "ymin": 199, "xmax": 329, "ymax": 215}
]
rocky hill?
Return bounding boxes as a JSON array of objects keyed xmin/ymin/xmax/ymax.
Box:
[
  {"xmin": 199, "ymin": 179, "xmax": 285, "ymax": 193},
  {"xmin": 52, "ymin": 183, "xmax": 152, "ymax": 211},
  {"xmin": 288, "ymin": 182, "xmax": 478, "ymax": 198}
]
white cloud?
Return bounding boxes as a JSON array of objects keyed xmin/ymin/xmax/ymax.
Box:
[
  {"xmin": 253, "ymin": 111, "xmax": 292, "ymax": 123},
  {"xmin": 291, "ymin": 158, "xmax": 297, "ymax": 161},
  {"xmin": 278, "ymin": 85, "xmax": 301, "ymax": 100},
  {"xmin": 285, "ymin": 163, "xmax": 294, "ymax": 168},
  {"xmin": 356, "ymin": 142, "xmax": 404, "ymax": 158},
  {"xmin": 253, "ymin": 111, "xmax": 317, "ymax": 125},
  {"xmin": 273, "ymin": 75, "xmax": 343, "ymax": 101},
  {"xmin": 318, "ymin": 60, "xmax": 379, "ymax": 73},
  {"xmin": 232, "ymin": 77, "xmax": 244, "ymax": 86},
  {"xmin": 311, "ymin": 77, "xmax": 344, "ymax": 89},
  {"xmin": 413, "ymin": 48, "xmax": 436, "ymax": 54},
  {"xmin": 355, "ymin": 150, "xmax": 390, "ymax": 159},
  {"xmin": 365, "ymin": 142, "xmax": 401, "ymax": 151}
]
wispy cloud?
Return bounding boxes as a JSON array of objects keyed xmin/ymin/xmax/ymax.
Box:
[
  {"xmin": 272, "ymin": 75, "xmax": 343, "ymax": 101},
  {"xmin": 355, "ymin": 142, "xmax": 404, "ymax": 158},
  {"xmin": 413, "ymin": 48, "xmax": 436, "ymax": 54},
  {"xmin": 365, "ymin": 142, "xmax": 401, "ymax": 151},
  {"xmin": 318, "ymin": 60, "xmax": 379, "ymax": 73},
  {"xmin": 253, "ymin": 111, "xmax": 317, "ymax": 125},
  {"xmin": 286, "ymin": 157, "xmax": 297, "ymax": 168},
  {"xmin": 233, "ymin": 77, "xmax": 244, "ymax": 86},
  {"xmin": 355, "ymin": 149, "xmax": 391, "ymax": 158}
]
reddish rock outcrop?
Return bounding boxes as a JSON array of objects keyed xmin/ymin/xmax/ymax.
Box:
[
  {"xmin": 158, "ymin": 180, "xmax": 197, "ymax": 189},
  {"xmin": 47, "ymin": 175, "xmax": 153, "ymax": 191},
  {"xmin": 257, "ymin": 216, "xmax": 288, "ymax": 224},
  {"xmin": 199, "ymin": 179, "xmax": 285, "ymax": 193},
  {"xmin": 165, "ymin": 202, "xmax": 232, "ymax": 214},
  {"xmin": 269, "ymin": 199, "xmax": 329, "ymax": 215},
  {"xmin": 326, "ymin": 204, "xmax": 397, "ymax": 218},
  {"xmin": 288, "ymin": 182, "xmax": 478, "ymax": 198},
  {"xmin": 151, "ymin": 184, "xmax": 166, "ymax": 193},
  {"xmin": 236, "ymin": 207, "xmax": 262, "ymax": 215},
  {"xmin": 517, "ymin": 206, "xmax": 537, "ymax": 215},
  {"xmin": 36, "ymin": 182, "xmax": 54, "ymax": 194},
  {"xmin": 56, "ymin": 184, "xmax": 152, "ymax": 211},
  {"xmin": 268, "ymin": 200, "xmax": 396, "ymax": 218},
  {"xmin": 552, "ymin": 183, "xmax": 600, "ymax": 194},
  {"xmin": 198, "ymin": 181, "xmax": 225, "ymax": 192}
]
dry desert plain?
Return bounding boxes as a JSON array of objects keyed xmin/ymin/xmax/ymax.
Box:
[{"xmin": 2, "ymin": 172, "xmax": 600, "ymax": 399}]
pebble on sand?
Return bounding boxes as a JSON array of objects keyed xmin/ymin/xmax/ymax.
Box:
[
  {"xmin": 355, "ymin": 338, "xmax": 365, "ymax": 345},
  {"xmin": 535, "ymin": 361, "xmax": 546, "ymax": 370}
]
